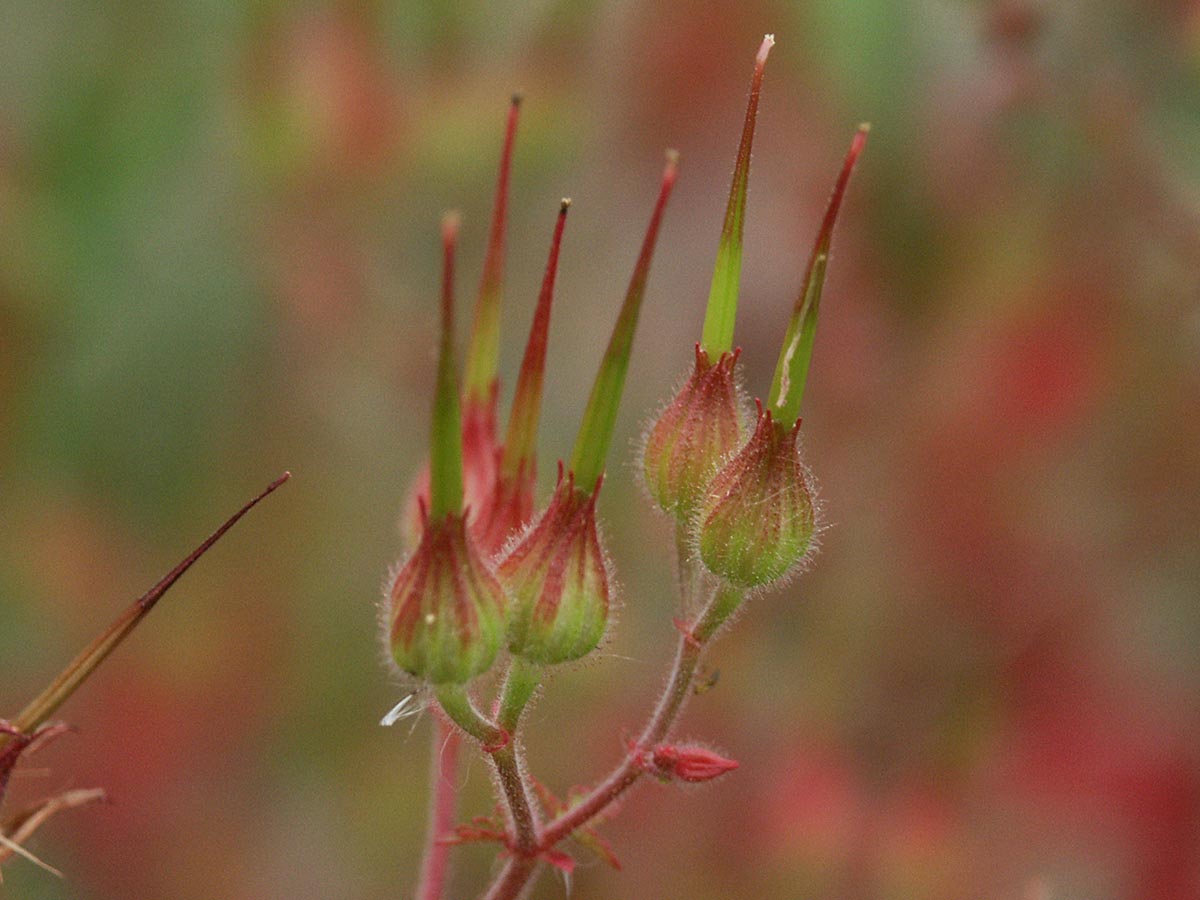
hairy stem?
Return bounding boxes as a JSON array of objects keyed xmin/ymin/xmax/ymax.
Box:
[
  {"xmin": 536, "ymin": 618, "xmax": 701, "ymax": 847},
  {"xmin": 491, "ymin": 744, "xmax": 538, "ymax": 856},
  {"xmin": 480, "ymin": 856, "xmax": 539, "ymax": 900},
  {"xmin": 478, "ymin": 583, "xmax": 745, "ymax": 899},
  {"xmin": 497, "ymin": 657, "xmax": 541, "ymax": 734},
  {"xmin": 492, "ymin": 657, "xmax": 543, "ymax": 856},
  {"xmin": 416, "ymin": 715, "xmax": 461, "ymax": 900},
  {"xmin": 435, "ymin": 683, "xmax": 539, "ymax": 859},
  {"xmin": 674, "ymin": 519, "xmax": 704, "ymax": 615}
]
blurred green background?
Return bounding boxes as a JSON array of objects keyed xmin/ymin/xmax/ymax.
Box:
[{"xmin": 2, "ymin": 1, "xmax": 1199, "ymax": 898}]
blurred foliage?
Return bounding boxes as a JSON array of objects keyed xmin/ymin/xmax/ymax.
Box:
[{"xmin": 1, "ymin": 0, "xmax": 1199, "ymax": 898}]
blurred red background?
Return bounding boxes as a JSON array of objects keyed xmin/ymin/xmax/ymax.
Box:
[{"xmin": 2, "ymin": 1, "xmax": 1198, "ymax": 898}]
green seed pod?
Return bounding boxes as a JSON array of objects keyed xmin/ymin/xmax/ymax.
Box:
[
  {"xmin": 698, "ymin": 402, "xmax": 816, "ymax": 587},
  {"xmin": 387, "ymin": 513, "xmax": 508, "ymax": 684},
  {"xmin": 643, "ymin": 345, "xmax": 744, "ymax": 520},
  {"xmin": 497, "ymin": 469, "xmax": 610, "ymax": 666}
]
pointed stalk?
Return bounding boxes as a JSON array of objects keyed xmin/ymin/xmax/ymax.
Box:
[
  {"xmin": 464, "ymin": 95, "xmax": 522, "ymax": 406},
  {"xmin": 429, "ymin": 214, "xmax": 464, "ymax": 521},
  {"xmin": 699, "ymin": 34, "xmax": 775, "ymax": 357},
  {"xmin": 499, "ymin": 200, "xmax": 570, "ymax": 482},
  {"xmin": 5, "ymin": 472, "xmax": 291, "ymax": 742},
  {"xmin": 768, "ymin": 124, "xmax": 869, "ymax": 425},
  {"xmin": 569, "ymin": 152, "xmax": 678, "ymax": 492}
]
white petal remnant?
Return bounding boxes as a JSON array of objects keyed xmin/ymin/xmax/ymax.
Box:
[{"xmin": 380, "ymin": 693, "xmax": 422, "ymax": 727}]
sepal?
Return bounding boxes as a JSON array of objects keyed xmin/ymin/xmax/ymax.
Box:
[{"xmin": 387, "ymin": 512, "xmax": 508, "ymax": 684}]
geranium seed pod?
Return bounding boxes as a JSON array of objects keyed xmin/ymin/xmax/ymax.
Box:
[
  {"xmin": 497, "ymin": 468, "xmax": 609, "ymax": 666},
  {"xmin": 642, "ymin": 344, "xmax": 744, "ymax": 520},
  {"xmin": 698, "ymin": 400, "xmax": 816, "ymax": 587}
]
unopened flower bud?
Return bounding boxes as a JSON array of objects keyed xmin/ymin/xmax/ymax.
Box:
[
  {"xmin": 643, "ymin": 345, "xmax": 744, "ymax": 519},
  {"xmin": 698, "ymin": 401, "xmax": 816, "ymax": 587},
  {"xmin": 387, "ymin": 512, "xmax": 508, "ymax": 684},
  {"xmin": 497, "ymin": 467, "xmax": 610, "ymax": 665},
  {"xmin": 646, "ymin": 743, "xmax": 739, "ymax": 783}
]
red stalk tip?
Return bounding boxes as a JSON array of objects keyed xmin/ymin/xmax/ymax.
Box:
[
  {"xmin": 441, "ymin": 213, "xmax": 461, "ymax": 333},
  {"xmin": 813, "ymin": 124, "xmax": 868, "ymax": 262},
  {"xmin": 501, "ymin": 200, "xmax": 571, "ymax": 477},
  {"xmin": 464, "ymin": 96, "xmax": 523, "ymax": 403},
  {"xmin": 768, "ymin": 124, "xmax": 869, "ymax": 424},
  {"xmin": 757, "ymin": 33, "xmax": 776, "ymax": 67}
]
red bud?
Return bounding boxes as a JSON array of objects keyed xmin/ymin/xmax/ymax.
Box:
[{"xmin": 647, "ymin": 744, "xmax": 739, "ymax": 783}]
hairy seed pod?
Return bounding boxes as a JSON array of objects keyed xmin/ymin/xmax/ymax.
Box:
[
  {"xmin": 643, "ymin": 345, "xmax": 744, "ymax": 520},
  {"xmin": 497, "ymin": 468, "xmax": 610, "ymax": 666},
  {"xmin": 698, "ymin": 401, "xmax": 815, "ymax": 587},
  {"xmin": 388, "ymin": 512, "xmax": 508, "ymax": 684}
]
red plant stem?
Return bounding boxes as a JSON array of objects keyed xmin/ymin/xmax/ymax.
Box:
[
  {"xmin": 478, "ymin": 585, "xmax": 742, "ymax": 900},
  {"xmin": 481, "ymin": 857, "xmax": 538, "ymax": 900},
  {"xmin": 434, "ymin": 684, "xmax": 539, "ymax": 859},
  {"xmin": 492, "ymin": 743, "xmax": 539, "ymax": 854},
  {"xmin": 416, "ymin": 715, "xmax": 461, "ymax": 900},
  {"xmin": 538, "ymin": 623, "xmax": 704, "ymax": 846}
]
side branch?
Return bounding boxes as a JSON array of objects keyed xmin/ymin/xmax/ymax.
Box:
[
  {"xmin": 435, "ymin": 684, "xmax": 540, "ymax": 859},
  {"xmin": 536, "ymin": 584, "xmax": 741, "ymax": 860}
]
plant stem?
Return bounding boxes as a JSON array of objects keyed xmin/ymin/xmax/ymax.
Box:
[
  {"xmin": 416, "ymin": 714, "xmax": 461, "ymax": 900},
  {"xmin": 435, "ymin": 682, "xmax": 539, "ymax": 859},
  {"xmin": 490, "ymin": 744, "xmax": 538, "ymax": 855},
  {"xmin": 497, "ymin": 657, "xmax": 541, "ymax": 733},
  {"xmin": 674, "ymin": 519, "xmax": 703, "ymax": 615},
  {"xmin": 434, "ymin": 684, "xmax": 498, "ymax": 745},
  {"xmin": 537, "ymin": 618, "xmax": 701, "ymax": 847},
  {"xmin": 492, "ymin": 657, "xmax": 543, "ymax": 856},
  {"xmin": 478, "ymin": 583, "xmax": 744, "ymax": 899},
  {"xmin": 480, "ymin": 857, "xmax": 539, "ymax": 900}
]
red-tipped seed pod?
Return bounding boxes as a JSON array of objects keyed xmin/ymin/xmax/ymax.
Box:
[
  {"xmin": 642, "ymin": 345, "xmax": 744, "ymax": 520},
  {"xmin": 697, "ymin": 401, "xmax": 816, "ymax": 587},
  {"xmin": 388, "ymin": 512, "xmax": 508, "ymax": 684},
  {"xmin": 387, "ymin": 215, "xmax": 509, "ymax": 684},
  {"xmin": 496, "ymin": 468, "xmax": 609, "ymax": 666}
]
